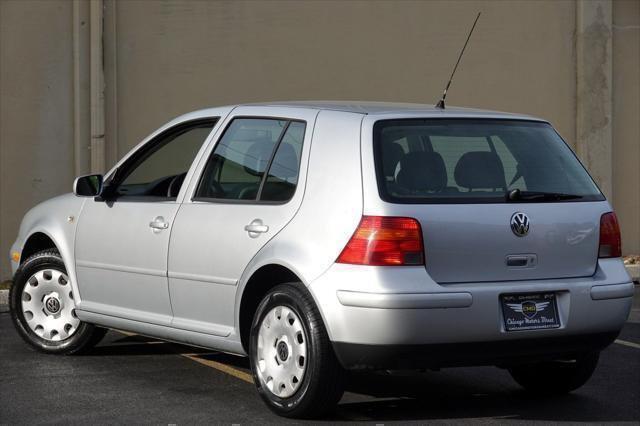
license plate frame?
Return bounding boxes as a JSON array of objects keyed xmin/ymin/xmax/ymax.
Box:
[{"xmin": 501, "ymin": 292, "xmax": 560, "ymax": 332}]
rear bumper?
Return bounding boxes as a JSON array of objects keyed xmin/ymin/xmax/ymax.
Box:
[
  {"xmin": 336, "ymin": 290, "xmax": 473, "ymax": 309},
  {"xmin": 591, "ymin": 282, "xmax": 635, "ymax": 299},
  {"xmin": 333, "ymin": 331, "xmax": 619, "ymax": 370},
  {"xmin": 309, "ymin": 259, "xmax": 633, "ymax": 369}
]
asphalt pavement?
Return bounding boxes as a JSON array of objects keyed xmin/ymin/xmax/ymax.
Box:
[{"xmin": 0, "ymin": 307, "xmax": 639, "ymax": 424}]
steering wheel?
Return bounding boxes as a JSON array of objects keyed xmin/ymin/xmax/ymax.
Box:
[{"xmin": 166, "ymin": 173, "xmax": 186, "ymax": 198}]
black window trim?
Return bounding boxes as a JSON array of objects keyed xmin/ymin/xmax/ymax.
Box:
[
  {"xmin": 373, "ymin": 117, "xmax": 606, "ymax": 205},
  {"xmin": 99, "ymin": 117, "xmax": 219, "ymax": 203},
  {"xmin": 191, "ymin": 115, "xmax": 307, "ymax": 205}
]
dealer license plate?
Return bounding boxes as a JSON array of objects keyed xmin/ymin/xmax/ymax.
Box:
[{"xmin": 501, "ymin": 292, "xmax": 560, "ymax": 331}]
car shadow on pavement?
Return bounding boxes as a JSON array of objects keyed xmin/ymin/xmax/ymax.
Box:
[
  {"xmin": 334, "ymin": 393, "xmax": 611, "ymax": 423},
  {"xmin": 78, "ymin": 330, "xmax": 638, "ymax": 423},
  {"xmin": 331, "ymin": 370, "xmax": 632, "ymax": 423},
  {"xmin": 81, "ymin": 334, "xmax": 212, "ymax": 357}
]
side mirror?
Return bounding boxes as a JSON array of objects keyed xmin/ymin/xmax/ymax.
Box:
[{"xmin": 73, "ymin": 174, "xmax": 103, "ymax": 197}]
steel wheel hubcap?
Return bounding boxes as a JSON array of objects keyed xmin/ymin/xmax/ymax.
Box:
[
  {"xmin": 256, "ymin": 305, "xmax": 308, "ymax": 398},
  {"xmin": 21, "ymin": 269, "xmax": 80, "ymax": 341}
]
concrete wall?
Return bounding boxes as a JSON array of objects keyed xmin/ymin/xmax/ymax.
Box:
[
  {"xmin": 0, "ymin": 0, "xmax": 638, "ymax": 280},
  {"xmin": 0, "ymin": 0, "xmax": 77, "ymax": 280},
  {"xmin": 105, "ymin": 0, "xmax": 577, "ymax": 161},
  {"xmin": 612, "ymin": 0, "xmax": 640, "ymax": 254}
]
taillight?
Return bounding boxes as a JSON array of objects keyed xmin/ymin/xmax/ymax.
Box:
[
  {"xmin": 337, "ymin": 216, "xmax": 424, "ymax": 266},
  {"xmin": 599, "ymin": 212, "xmax": 621, "ymax": 258}
]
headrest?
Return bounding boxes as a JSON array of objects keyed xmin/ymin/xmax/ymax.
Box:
[
  {"xmin": 454, "ymin": 151, "xmax": 506, "ymax": 190},
  {"xmin": 268, "ymin": 143, "xmax": 299, "ymax": 180},
  {"xmin": 244, "ymin": 141, "xmax": 275, "ymax": 176},
  {"xmin": 396, "ymin": 151, "xmax": 447, "ymax": 192},
  {"xmin": 382, "ymin": 142, "xmax": 405, "ymax": 178}
]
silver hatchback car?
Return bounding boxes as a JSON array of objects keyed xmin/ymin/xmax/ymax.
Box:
[{"xmin": 9, "ymin": 102, "xmax": 634, "ymax": 418}]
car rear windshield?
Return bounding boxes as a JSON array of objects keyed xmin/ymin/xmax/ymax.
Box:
[{"xmin": 373, "ymin": 119, "xmax": 604, "ymax": 204}]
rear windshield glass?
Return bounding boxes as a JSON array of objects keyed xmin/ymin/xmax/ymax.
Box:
[{"xmin": 373, "ymin": 119, "xmax": 604, "ymax": 204}]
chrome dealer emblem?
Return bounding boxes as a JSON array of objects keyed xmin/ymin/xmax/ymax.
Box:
[
  {"xmin": 506, "ymin": 301, "xmax": 550, "ymax": 319},
  {"xmin": 510, "ymin": 212, "xmax": 530, "ymax": 237}
]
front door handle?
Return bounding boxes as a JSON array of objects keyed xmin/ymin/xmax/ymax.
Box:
[
  {"xmin": 245, "ymin": 219, "xmax": 269, "ymax": 238},
  {"xmin": 149, "ymin": 216, "xmax": 169, "ymax": 233}
]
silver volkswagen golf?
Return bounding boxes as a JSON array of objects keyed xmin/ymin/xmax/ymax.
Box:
[{"xmin": 9, "ymin": 102, "xmax": 634, "ymax": 418}]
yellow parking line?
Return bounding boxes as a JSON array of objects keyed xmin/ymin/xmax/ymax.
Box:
[
  {"xmin": 114, "ymin": 330, "xmax": 253, "ymax": 383},
  {"xmin": 615, "ymin": 339, "xmax": 640, "ymax": 349},
  {"xmin": 181, "ymin": 353, "xmax": 254, "ymax": 384}
]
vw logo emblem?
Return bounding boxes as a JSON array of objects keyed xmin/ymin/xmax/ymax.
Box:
[
  {"xmin": 45, "ymin": 297, "xmax": 60, "ymax": 314},
  {"xmin": 510, "ymin": 212, "xmax": 530, "ymax": 237},
  {"xmin": 277, "ymin": 341, "xmax": 289, "ymax": 362}
]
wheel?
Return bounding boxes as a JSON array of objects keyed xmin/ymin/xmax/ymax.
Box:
[
  {"xmin": 9, "ymin": 249, "xmax": 107, "ymax": 355},
  {"xmin": 249, "ymin": 283, "xmax": 345, "ymax": 418},
  {"xmin": 508, "ymin": 352, "xmax": 600, "ymax": 394}
]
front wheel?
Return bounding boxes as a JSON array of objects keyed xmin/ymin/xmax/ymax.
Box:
[
  {"xmin": 508, "ymin": 352, "xmax": 600, "ymax": 394},
  {"xmin": 249, "ymin": 283, "xmax": 345, "ymax": 418},
  {"xmin": 9, "ymin": 249, "xmax": 106, "ymax": 355}
]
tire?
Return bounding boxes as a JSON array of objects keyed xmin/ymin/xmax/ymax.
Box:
[
  {"xmin": 249, "ymin": 283, "xmax": 345, "ymax": 418},
  {"xmin": 9, "ymin": 249, "xmax": 107, "ymax": 355},
  {"xmin": 508, "ymin": 352, "xmax": 600, "ymax": 394}
]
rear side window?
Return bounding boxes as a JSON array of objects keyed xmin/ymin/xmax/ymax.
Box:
[
  {"xmin": 195, "ymin": 118, "xmax": 305, "ymax": 202},
  {"xmin": 374, "ymin": 119, "xmax": 604, "ymax": 204}
]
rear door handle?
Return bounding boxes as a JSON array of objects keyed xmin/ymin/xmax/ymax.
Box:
[
  {"xmin": 149, "ymin": 216, "xmax": 169, "ymax": 232},
  {"xmin": 245, "ymin": 219, "xmax": 269, "ymax": 238}
]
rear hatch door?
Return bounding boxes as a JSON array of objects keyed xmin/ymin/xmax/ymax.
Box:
[
  {"xmin": 414, "ymin": 202, "xmax": 604, "ymax": 283},
  {"xmin": 371, "ymin": 118, "xmax": 607, "ymax": 283}
]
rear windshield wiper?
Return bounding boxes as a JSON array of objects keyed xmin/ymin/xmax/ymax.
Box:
[{"xmin": 507, "ymin": 189, "xmax": 583, "ymax": 202}]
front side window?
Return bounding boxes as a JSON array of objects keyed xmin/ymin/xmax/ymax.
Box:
[
  {"xmin": 113, "ymin": 119, "xmax": 216, "ymax": 199},
  {"xmin": 374, "ymin": 119, "xmax": 604, "ymax": 204},
  {"xmin": 195, "ymin": 118, "xmax": 306, "ymax": 202}
]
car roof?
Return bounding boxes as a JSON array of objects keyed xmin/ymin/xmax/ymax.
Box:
[
  {"xmin": 184, "ymin": 101, "xmax": 547, "ymax": 122},
  {"xmin": 253, "ymin": 101, "xmax": 545, "ymax": 121}
]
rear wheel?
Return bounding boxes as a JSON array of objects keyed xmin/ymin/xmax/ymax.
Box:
[
  {"xmin": 508, "ymin": 352, "xmax": 600, "ymax": 394},
  {"xmin": 9, "ymin": 249, "xmax": 106, "ymax": 355},
  {"xmin": 249, "ymin": 283, "xmax": 345, "ymax": 418}
]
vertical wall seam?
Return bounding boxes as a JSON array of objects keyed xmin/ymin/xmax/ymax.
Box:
[
  {"xmin": 112, "ymin": 0, "xmax": 118, "ymax": 163},
  {"xmin": 574, "ymin": 0, "xmax": 579, "ymax": 152},
  {"xmin": 0, "ymin": 2, "xmax": 3, "ymax": 260},
  {"xmin": 576, "ymin": 0, "xmax": 613, "ymax": 201},
  {"xmin": 102, "ymin": 0, "xmax": 118, "ymax": 170},
  {"xmin": 90, "ymin": 0, "xmax": 105, "ymax": 174},
  {"xmin": 72, "ymin": 1, "xmax": 80, "ymax": 177}
]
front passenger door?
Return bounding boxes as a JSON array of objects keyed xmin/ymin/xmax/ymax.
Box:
[{"xmin": 74, "ymin": 118, "xmax": 217, "ymax": 324}]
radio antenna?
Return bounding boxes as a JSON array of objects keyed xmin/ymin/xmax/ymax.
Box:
[{"xmin": 435, "ymin": 12, "xmax": 481, "ymax": 109}]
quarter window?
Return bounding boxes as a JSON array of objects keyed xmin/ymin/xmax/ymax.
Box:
[
  {"xmin": 260, "ymin": 121, "xmax": 305, "ymax": 202},
  {"xmin": 195, "ymin": 118, "xmax": 306, "ymax": 202}
]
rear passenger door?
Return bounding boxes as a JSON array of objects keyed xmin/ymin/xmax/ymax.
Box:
[{"xmin": 167, "ymin": 107, "xmax": 318, "ymax": 336}]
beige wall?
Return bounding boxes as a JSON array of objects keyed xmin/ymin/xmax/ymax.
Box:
[
  {"xmin": 1, "ymin": 0, "xmax": 638, "ymax": 280},
  {"xmin": 0, "ymin": 0, "xmax": 78, "ymax": 280},
  {"xmin": 613, "ymin": 0, "xmax": 640, "ymax": 254},
  {"xmin": 105, "ymin": 0, "xmax": 577, "ymax": 161}
]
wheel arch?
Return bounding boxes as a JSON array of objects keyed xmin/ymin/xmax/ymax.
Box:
[
  {"xmin": 20, "ymin": 232, "xmax": 59, "ymax": 264},
  {"xmin": 238, "ymin": 263, "xmax": 304, "ymax": 353}
]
